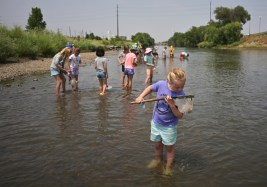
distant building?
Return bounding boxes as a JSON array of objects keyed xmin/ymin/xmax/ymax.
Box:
[{"xmin": 119, "ymin": 36, "xmax": 127, "ymax": 40}]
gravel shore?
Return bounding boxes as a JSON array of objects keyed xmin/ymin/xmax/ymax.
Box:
[{"xmin": 0, "ymin": 51, "xmax": 115, "ymax": 82}]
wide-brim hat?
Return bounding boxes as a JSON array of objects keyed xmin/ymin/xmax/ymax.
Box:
[
  {"xmin": 66, "ymin": 44, "xmax": 73, "ymax": 49},
  {"xmin": 145, "ymin": 48, "xmax": 152, "ymax": 54}
]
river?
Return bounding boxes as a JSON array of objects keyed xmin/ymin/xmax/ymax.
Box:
[{"xmin": 0, "ymin": 47, "xmax": 267, "ymax": 187}]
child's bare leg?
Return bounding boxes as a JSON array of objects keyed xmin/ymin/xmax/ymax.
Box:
[
  {"xmin": 128, "ymin": 75, "xmax": 133, "ymax": 90},
  {"xmin": 98, "ymin": 79, "xmax": 103, "ymax": 94},
  {"xmin": 145, "ymin": 69, "xmax": 152, "ymax": 86},
  {"xmin": 75, "ymin": 75, "xmax": 78, "ymax": 81},
  {"xmin": 145, "ymin": 75, "xmax": 151, "ymax": 86},
  {"xmin": 60, "ymin": 74, "xmax": 66, "ymax": 92},
  {"xmin": 163, "ymin": 145, "xmax": 175, "ymax": 175},
  {"xmin": 54, "ymin": 75, "xmax": 62, "ymax": 96},
  {"xmin": 121, "ymin": 73, "xmax": 125, "ymax": 86},
  {"xmin": 145, "ymin": 73, "xmax": 150, "ymax": 85},
  {"xmin": 124, "ymin": 76, "xmax": 129, "ymax": 89},
  {"xmin": 150, "ymin": 73, "xmax": 153, "ymax": 85},
  {"xmin": 155, "ymin": 142, "xmax": 164, "ymax": 162},
  {"xmin": 147, "ymin": 141, "xmax": 163, "ymax": 169},
  {"xmin": 101, "ymin": 79, "xmax": 107, "ymax": 95},
  {"xmin": 74, "ymin": 75, "xmax": 78, "ymax": 90}
]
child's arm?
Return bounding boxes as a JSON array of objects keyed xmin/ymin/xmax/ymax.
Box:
[
  {"xmin": 104, "ymin": 63, "xmax": 108, "ymax": 79},
  {"xmin": 94, "ymin": 61, "xmax": 97, "ymax": 70},
  {"xmin": 145, "ymin": 62, "xmax": 155, "ymax": 67},
  {"xmin": 68, "ymin": 59, "xmax": 71, "ymax": 71},
  {"xmin": 135, "ymin": 86, "xmax": 152, "ymax": 103},
  {"xmin": 117, "ymin": 54, "xmax": 124, "ymax": 65},
  {"xmin": 165, "ymin": 96, "xmax": 184, "ymax": 119}
]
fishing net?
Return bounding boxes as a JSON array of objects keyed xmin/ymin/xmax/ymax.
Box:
[
  {"xmin": 174, "ymin": 97, "xmax": 194, "ymax": 114},
  {"xmin": 139, "ymin": 96, "xmax": 194, "ymax": 113}
]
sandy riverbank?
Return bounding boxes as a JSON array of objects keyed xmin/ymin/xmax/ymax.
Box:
[{"xmin": 0, "ymin": 51, "xmax": 115, "ymax": 82}]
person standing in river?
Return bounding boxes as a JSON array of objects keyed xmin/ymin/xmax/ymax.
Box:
[
  {"xmin": 124, "ymin": 47, "xmax": 137, "ymax": 90},
  {"xmin": 169, "ymin": 45, "xmax": 174, "ymax": 58},
  {"xmin": 94, "ymin": 46, "xmax": 108, "ymax": 96},
  {"xmin": 144, "ymin": 48, "xmax": 155, "ymax": 87},
  {"xmin": 67, "ymin": 48, "xmax": 82, "ymax": 91},
  {"xmin": 50, "ymin": 44, "xmax": 73, "ymax": 96},
  {"xmin": 117, "ymin": 45, "xmax": 129, "ymax": 87},
  {"xmin": 135, "ymin": 67, "xmax": 188, "ymax": 176}
]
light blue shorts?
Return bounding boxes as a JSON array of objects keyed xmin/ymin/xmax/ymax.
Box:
[
  {"xmin": 96, "ymin": 70, "xmax": 106, "ymax": 80},
  {"xmin": 50, "ymin": 68, "xmax": 60, "ymax": 76},
  {"xmin": 150, "ymin": 120, "xmax": 177, "ymax": 145}
]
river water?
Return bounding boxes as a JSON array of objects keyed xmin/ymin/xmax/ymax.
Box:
[{"xmin": 0, "ymin": 47, "xmax": 267, "ymax": 187}]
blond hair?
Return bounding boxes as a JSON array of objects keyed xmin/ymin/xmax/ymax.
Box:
[
  {"xmin": 59, "ymin": 47, "xmax": 71, "ymax": 59},
  {"xmin": 167, "ymin": 68, "xmax": 186, "ymax": 83}
]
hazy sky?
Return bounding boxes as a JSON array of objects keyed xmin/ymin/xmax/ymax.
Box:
[{"xmin": 0, "ymin": 0, "xmax": 266, "ymax": 42}]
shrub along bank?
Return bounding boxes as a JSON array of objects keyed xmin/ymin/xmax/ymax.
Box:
[{"xmin": 0, "ymin": 25, "xmax": 130, "ymax": 63}]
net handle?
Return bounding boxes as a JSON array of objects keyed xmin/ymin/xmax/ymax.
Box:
[{"xmin": 130, "ymin": 95, "xmax": 194, "ymax": 104}]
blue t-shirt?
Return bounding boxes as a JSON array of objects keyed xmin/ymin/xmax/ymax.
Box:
[
  {"xmin": 151, "ymin": 80, "xmax": 185, "ymax": 127},
  {"xmin": 144, "ymin": 54, "xmax": 154, "ymax": 68}
]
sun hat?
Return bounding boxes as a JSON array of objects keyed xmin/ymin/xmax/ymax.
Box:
[
  {"xmin": 145, "ymin": 48, "xmax": 152, "ymax": 54},
  {"xmin": 131, "ymin": 44, "xmax": 137, "ymax": 50},
  {"xmin": 66, "ymin": 44, "xmax": 73, "ymax": 49}
]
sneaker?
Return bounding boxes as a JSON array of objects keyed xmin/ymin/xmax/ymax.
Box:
[
  {"xmin": 162, "ymin": 167, "xmax": 173, "ymax": 176},
  {"xmin": 147, "ymin": 159, "xmax": 161, "ymax": 169}
]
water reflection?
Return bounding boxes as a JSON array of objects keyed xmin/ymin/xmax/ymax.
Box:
[
  {"xmin": 56, "ymin": 96, "xmax": 68, "ymax": 128},
  {"xmin": 1, "ymin": 48, "xmax": 267, "ymax": 186},
  {"xmin": 96, "ymin": 96, "xmax": 109, "ymax": 131}
]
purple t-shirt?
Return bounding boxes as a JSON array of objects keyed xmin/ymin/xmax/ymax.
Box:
[{"xmin": 151, "ymin": 80, "xmax": 185, "ymax": 127}]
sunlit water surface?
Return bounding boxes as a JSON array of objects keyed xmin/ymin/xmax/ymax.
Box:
[{"xmin": 1, "ymin": 48, "xmax": 267, "ymax": 187}]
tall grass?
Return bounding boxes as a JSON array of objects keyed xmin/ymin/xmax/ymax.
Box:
[
  {"xmin": 0, "ymin": 25, "xmax": 69, "ymax": 62},
  {"xmin": 0, "ymin": 25, "xmax": 131, "ymax": 63},
  {"xmin": 0, "ymin": 26, "xmax": 87, "ymax": 63}
]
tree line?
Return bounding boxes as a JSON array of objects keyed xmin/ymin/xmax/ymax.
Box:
[
  {"xmin": 14, "ymin": 5, "xmax": 252, "ymax": 49},
  {"xmin": 0, "ymin": 5, "xmax": 251, "ymax": 62},
  {"xmin": 168, "ymin": 6, "xmax": 251, "ymax": 48}
]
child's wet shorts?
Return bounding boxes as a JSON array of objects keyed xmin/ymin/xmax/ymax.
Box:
[
  {"xmin": 96, "ymin": 70, "xmax": 106, "ymax": 79},
  {"xmin": 50, "ymin": 68, "xmax": 60, "ymax": 76},
  {"xmin": 71, "ymin": 67, "xmax": 79, "ymax": 75},
  {"xmin": 121, "ymin": 65, "xmax": 125, "ymax": 72},
  {"xmin": 150, "ymin": 120, "xmax": 177, "ymax": 145},
  {"xmin": 124, "ymin": 68, "xmax": 134, "ymax": 76}
]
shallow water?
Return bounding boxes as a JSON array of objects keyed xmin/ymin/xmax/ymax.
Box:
[{"xmin": 1, "ymin": 47, "xmax": 267, "ymax": 187}]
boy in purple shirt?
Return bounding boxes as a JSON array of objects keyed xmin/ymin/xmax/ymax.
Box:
[{"xmin": 135, "ymin": 67, "xmax": 187, "ymax": 176}]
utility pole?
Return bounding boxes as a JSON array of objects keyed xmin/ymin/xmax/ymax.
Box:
[
  {"xmin": 117, "ymin": 4, "xmax": 119, "ymax": 37},
  {"xmin": 259, "ymin": 16, "xmax": 261, "ymax": 33},
  {"xmin": 249, "ymin": 20, "xmax": 250, "ymax": 35},
  {"xmin": 69, "ymin": 26, "xmax": 71, "ymax": 37},
  {"xmin": 210, "ymin": 1, "xmax": 211, "ymax": 22}
]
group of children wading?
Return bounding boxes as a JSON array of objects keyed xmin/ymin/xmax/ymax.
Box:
[{"xmin": 50, "ymin": 44, "xmax": 191, "ymax": 176}]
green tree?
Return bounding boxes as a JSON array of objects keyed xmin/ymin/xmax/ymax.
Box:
[
  {"xmin": 86, "ymin": 33, "xmax": 95, "ymax": 40},
  {"xmin": 26, "ymin": 7, "xmax": 46, "ymax": 30},
  {"xmin": 204, "ymin": 25, "xmax": 223, "ymax": 45},
  {"xmin": 131, "ymin": 32, "xmax": 155, "ymax": 49},
  {"xmin": 232, "ymin": 6, "xmax": 251, "ymax": 24},
  {"xmin": 214, "ymin": 7, "xmax": 231, "ymax": 25},
  {"xmin": 214, "ymin": 6, "xmax": 250, "ymax": 26},
  {"xmin": 222, "ymin": 22, "xmax": 242, "ymax": 44},
  {"xmin": 183, "ymin": 26, "xmax": 205, "ymax": 47},
  {"xmin": 168, "ymin": 32, "xmax": 185, "ymax": 47}
]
